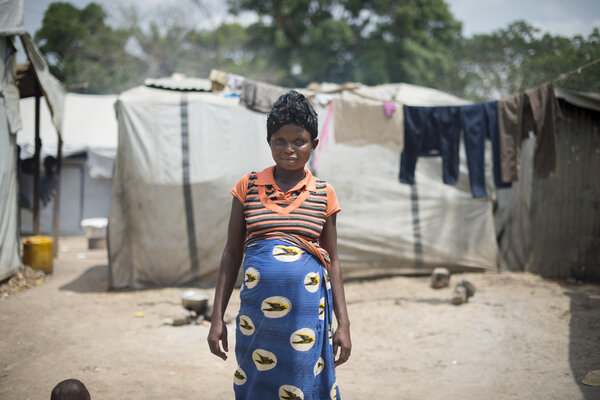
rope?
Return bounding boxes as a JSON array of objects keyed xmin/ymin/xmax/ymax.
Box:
[{"xmin": 553, "ymin": 57, "xmax": 600, "ymax": 84}]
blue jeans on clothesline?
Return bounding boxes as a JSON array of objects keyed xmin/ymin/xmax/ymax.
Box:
[{"xmin": 400, "ymin": 105, "xmax": 461, "ymax": 185}]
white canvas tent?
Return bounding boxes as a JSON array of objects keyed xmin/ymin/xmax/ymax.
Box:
[
  {"xmin": 109, "ymin": 81, "xmax": 498, "ymax": 289},
  {"xmin": 314, "ymin": 84, "xmax": 497, "ymax": 278},
  {"xmin": 1, "ymin": 0, "xmax": 65, "ymax": 279},
  {"xmin": 0, "ymin": 33, "xmax": 21, "ymax": 280},
  {"xmin": 109, "ymin": 86, "xmax": 273, "ymax": 288},
  {"xmin": 18, "ymin": 93, "xmax": 118, "ymax": 235}
]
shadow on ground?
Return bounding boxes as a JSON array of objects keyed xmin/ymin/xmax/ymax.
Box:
[
  {"xmin": 347, "ymin": 296, "xmax": 451, "ymax": 306},
  {"xmin": 60, "ymin": 265, "xmax": 109, "ymax": 293},
  {"xmin": 59, "ymin": 264, "xmax": 217, "ymax": 293},
  {"xmin": 567, "ymin": 284, "xmax": 600, "ymax": 399}
]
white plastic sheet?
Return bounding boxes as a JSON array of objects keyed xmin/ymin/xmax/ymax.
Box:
[
  {"xmin": 315, "ymin": 104, "xmax": 498, "ymax": 279},
  {"xmin": 0, "ymin": 0, "xmax": 25, "ymax": 36},
  {"xmin": 109, "ymin": 84, "xmax": 498, "ymax": 289},
  {"xmin": 0, "ymin": 102, "xmax": 21, "ymax": 280},
  {"xmin": 109, "ymin": 87, "xmax": 273, "ymax": 289}
]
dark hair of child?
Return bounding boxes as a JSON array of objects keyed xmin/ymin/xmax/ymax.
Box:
[{"xmin": 50, "ymin": 379, "xmax": 91, "ymax": 400}]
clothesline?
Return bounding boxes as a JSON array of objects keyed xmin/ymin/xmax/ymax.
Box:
[
  {"xmin": 332, "ymin": 83, "xmax": 561, "ymax": 198},
  {"xmin": 213, "ymin": 57, "xmax": 600, "ymax": 114},
  {"xmin": 552, "ymin": 57, "xmax": 600, "ymax": 84},
  {"xmin": 212, "ymin": 69, "xmax": 563, "ymax": 198},
  {"xmin": 309, "ymin": 57, "xmax": 600, "ymax": 105}
]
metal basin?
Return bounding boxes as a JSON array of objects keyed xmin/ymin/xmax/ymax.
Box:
[{"xmin": 181, "ymin": 290, "xmax": 209, "ymax": 314}]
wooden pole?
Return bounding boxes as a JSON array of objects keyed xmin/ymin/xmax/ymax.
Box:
[
  {"xmin": 52, "ymin": 137, "xmax": 63, "ymax": 256},
  {"xmin": 33, "ymin": 91, "xmax": 41, "ymax": 235}
]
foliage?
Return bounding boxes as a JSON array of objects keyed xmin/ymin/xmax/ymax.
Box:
[
  {"xmin": 227, "ymin": 0, "xmax": 465, "ymax": 92},
  {"xmin": 186, "ymin": 23, "xmax": 286, "ymax": 83},
  {"xmin": 457, "ymin": 22, "xmax": 600, "ymax": 100},
  {"xmin": 34, "ymin": 1, "xmax": 599, "ymax": 98},
  {"xmin": 35, "ymin": 2, "xmax": 142, "ymax": 93}
]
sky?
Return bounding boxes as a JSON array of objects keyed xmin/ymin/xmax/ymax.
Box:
[
  {"xmin": 445, "ymin": 0, "xmax": 600, "ymax": 37},
  {"xmin": 24, "ymin": 0, "xmax": 600, "ymax": 38}
]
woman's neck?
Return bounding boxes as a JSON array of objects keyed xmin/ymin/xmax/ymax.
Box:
[{"xmin": 273, "ymin": 166, "xmax": 306, "ymax": 193}]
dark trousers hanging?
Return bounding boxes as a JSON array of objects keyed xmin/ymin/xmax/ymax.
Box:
[
  {"xmin": 460, "ymin": 101, "xmax": 511, "ymax": 197},
  {"xmin": 400, "ymin": 106, "xmax": 461, "ymax": 185}
]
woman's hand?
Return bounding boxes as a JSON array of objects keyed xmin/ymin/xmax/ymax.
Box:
[
  {"xmin": 207, "ymin": 198, "xmax": 245, "ymax": 361},
  {"xmin": 333, "ymin": 324, "xmax": 351, "ymax": 366},
  {"xmin": 320, "ymin": 214, "xmax": 352, "ymax": 367},
  {"xmin": 207, "ymin": 319, "xmax": 229, "ymax": 360}
]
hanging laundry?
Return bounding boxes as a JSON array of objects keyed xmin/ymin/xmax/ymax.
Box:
[
  {"xmin": 524, "ymin": 83, "xmax": 561, "ymax": 179},
  {"xmin": 240, "ymin": 80, "xmax": 289, "ymax": 113},
  {"xmin": 333, "ymin": 92, "xmax": 404, "ymax": 152},
  {"xmin": 209, "ymin": 69, "xmax": 228, "ymax": 91},
  {"xmin": 383, "ymin": 102, "xmax": 396, "ymax": 118},
  {"xmin": 400, "ymin": 106, "xmax": 461, "ymax": 185},
  {"xmin": 311, "ymin": 101, "xmax": 333, "ymax": 172},
  {"xmin": 226, "ymin": 73, "xmax": 245, "ymax": 91},
  {"xmin": 312, "ymin": 93, "xmax": 333, "ymax": 107},
  {"xmin": 498, "ymin": 92, "xmax": 527, "ymax": 183},
  {"xmin": 459, "ymin": 101, "xmax": 511, "ymax": 197},
  {"xmin": 498, "ymin": 83, "xmax": 560, "ymax": 183},
  {"xmin": 483, "ymin": 101, "xmax": 513, "ymax": 191}
]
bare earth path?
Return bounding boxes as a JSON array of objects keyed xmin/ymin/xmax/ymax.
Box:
[{"xmin": 1, "ymin": 236, "xmax": 598, "ymax": 400}]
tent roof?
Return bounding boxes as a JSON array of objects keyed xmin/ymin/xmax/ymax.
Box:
[
  {"xmin": 334, "ymin": 82, "xmax": 470, "ymax": 106},
  {"xmin": 20, "ymin": 78, "xmax": 595, "ymax": 162},
  {"xmin": 18, "ymin": 93, "xmax": 118, "ymax": 158},
  {"xmin": 144, "ymin": 76, "xmax": 212, "ymax": 92},
  {"xmin": 18, "ymin": 33, "xmax": 66, "ymax": 135},
  {"xmin": 0, "ymin": 0, "xmax": 25, "ymax": 36},
  {"xmin": 17, "ymin": 79, "xmax": 468, "ymax": 160},
  {"xmin": 555, "ymin": 87, "xmax": 600, "ymax": 113}
]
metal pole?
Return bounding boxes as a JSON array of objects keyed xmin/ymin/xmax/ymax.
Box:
[
  {"xmin": 33, "ymin": 92, "xmax": 41, "ymax": 235},
  {"xmin": 52, "ymin": 137, "xmax": 63, "ymax": 257}
]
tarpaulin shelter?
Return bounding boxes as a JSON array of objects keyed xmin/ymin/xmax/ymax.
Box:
[
  {"xmin": 109, "ymin": 84, "xmax": 272, "ymax": 288},
  {"xmin": 313, "ymin": 83, "xmax": 498, "ymax": 279},
  {"xmin": 0, "ymin": 32, "xmax": 22, "ymax": 281},
  {"xmin": 18, "ymin": 93, "xmax": 118, "ymax": 235},
  {"xmin": 496, "ymin": 88, "xmax": 600, "ymax": 281},
  {"xmin": 0, "ymin": 0, "xmax": 66, "ymax": 280},
  {"xmin": 109, "ymin": 80, "xmax": 499, "ymax": 289}
]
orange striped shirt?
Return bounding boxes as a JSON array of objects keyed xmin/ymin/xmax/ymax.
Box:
[{"xmin": 231, "ymin": 166, "xmax": 340, "ymax": 266}]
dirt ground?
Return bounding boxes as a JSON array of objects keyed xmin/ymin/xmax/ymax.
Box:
[{"xmin": 1, "ymin": 236, "xmax": 599, "ymax": 400}]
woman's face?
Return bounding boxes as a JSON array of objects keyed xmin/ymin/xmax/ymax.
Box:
[{"xmin": 269, "ymin": 124, "xmax": 318, "ymax": 173}]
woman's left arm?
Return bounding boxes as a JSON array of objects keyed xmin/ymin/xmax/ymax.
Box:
[{"xmin": 320, "ymin": 213, "xmax": 352, "ymax": 367}]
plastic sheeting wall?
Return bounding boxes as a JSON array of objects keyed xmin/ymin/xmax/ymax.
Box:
[
  {"xmin": 109, "ymin": 85, "xmax": 498, "ymax": 289},
  {"xmin": 494, "ymin": 138, "xmax": 535, "ymax": 272},
  {"xmin": 527, "ymin": 101, "xmax": 600, "ymax": 281},
  {"xmin": 109, "ymin": 87, "xmax": 273, "ymax": 289},
  {"xmin": 0, "ymin": 106, "xmax": 21, "ymax": 281},
  {"xmin": 315, "ymin": 108, "xmax": 498, "ymax": 279},
  {"xmin": 0, "ymin": 35, "xmax": 22, "ymax": 281},
  {"xmin": 19, "ymin": 158, "xmax": 113, "ymax": 235}
]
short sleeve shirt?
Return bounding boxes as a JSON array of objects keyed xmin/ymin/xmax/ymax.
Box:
[{"xmin": 231, "ymin": 166, "xmax": 340, "ymax": 242}]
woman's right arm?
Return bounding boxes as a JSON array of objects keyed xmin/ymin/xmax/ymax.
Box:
[{"xmin": 207, "ymin": 197, "xmax": 246, "ymax": 360}]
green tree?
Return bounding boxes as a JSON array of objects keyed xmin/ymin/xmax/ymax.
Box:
[
  {"xmin": 185, "ymin": 23, "xmax": 280, "ymax": 82},
  {"xmin": 113, "ymin": 2, "xmax": 268, "ymax": 84},
  {"xmin": 35, "ymin": 2, "xmax": 142, "ymax": 93},
  {"xmin": 457, "ymin": 21, "xmax": 600, "ymax": 100},
  {"xmin": 227, "ymin": 0, "xmax": 464, "ymax": 91}
]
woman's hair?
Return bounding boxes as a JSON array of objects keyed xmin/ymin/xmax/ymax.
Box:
[{"xmin": 267, "ymin": 90, "xmax": 318, "ymax": 142}]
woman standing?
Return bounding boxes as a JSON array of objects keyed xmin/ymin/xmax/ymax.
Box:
[{"xmin": 208, "ymin": 90, "xmax": 351, "ymax": 399}]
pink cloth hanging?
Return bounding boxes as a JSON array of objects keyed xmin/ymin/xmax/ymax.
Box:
[
  {"xmin": 383, "ymin": 101, "xmax": 396, "ymax": 118},
  {"xmin": 312, "ymin": 101, "xmax": 333, "ymax": 172}
]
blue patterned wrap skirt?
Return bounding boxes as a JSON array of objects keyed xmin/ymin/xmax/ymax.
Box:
[{"xmin": 233, "ymin": 238, "xmax": 340, "ymax": 400}]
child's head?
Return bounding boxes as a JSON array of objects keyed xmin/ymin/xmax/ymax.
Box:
[{"xmin": 50, "ymin": 379, "xmax": 90, "ymax": 400}]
